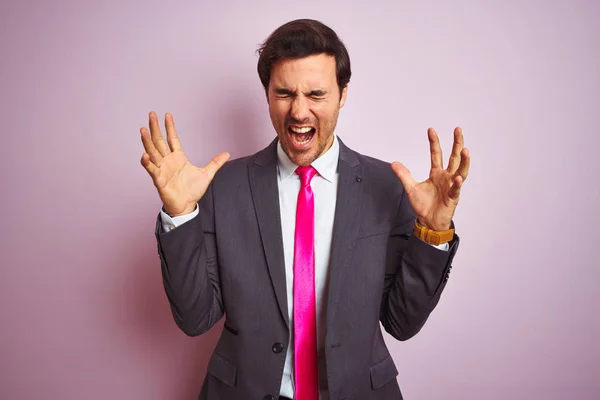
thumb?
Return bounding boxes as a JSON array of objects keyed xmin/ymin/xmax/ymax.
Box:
[
  {"xmin": 391, "ymin": 161, "xmax": 417, "ymax": 194},
  {"xmin": 204, "ymin": 152, "xmax": 231, "ymax": 181}
]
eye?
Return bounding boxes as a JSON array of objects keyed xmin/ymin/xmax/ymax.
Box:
[{"xmin": 274, "ymin": 89, "xmax": 294, "ymax": 99}]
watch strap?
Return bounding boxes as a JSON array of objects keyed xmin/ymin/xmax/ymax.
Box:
[{"xmin": 413, "ymin": 220, "xmax": 455, "ymax": 245}]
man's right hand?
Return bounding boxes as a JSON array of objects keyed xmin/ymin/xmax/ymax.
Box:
[{"xmin": 140, "ymin": 111, "xmax": 230, "ymax": 217}]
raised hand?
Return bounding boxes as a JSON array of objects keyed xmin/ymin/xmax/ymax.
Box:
[
  {"xmin": 140, "ymin": 112, "xmax": 230, "ymax": 216},
  {"xmin": 391, "ymin": 127, "xmax": 470, "ymax": 231}
]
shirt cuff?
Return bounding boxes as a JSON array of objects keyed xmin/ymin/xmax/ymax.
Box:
[
  {"xmin": 431, "ymin": 242, "xmax": 449, "ymax": 251},
  {"xmin": 160, "ymin": 205, "xmax": 199, "ymax": 232},
  {"xmin": 416, "ymin": 237, "xmax": 449, "ymax": 251}
]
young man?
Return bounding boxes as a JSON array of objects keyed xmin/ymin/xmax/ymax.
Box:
[{"xmin": 140, "ymin": 18, "xmax": 470, "ymax": 400}]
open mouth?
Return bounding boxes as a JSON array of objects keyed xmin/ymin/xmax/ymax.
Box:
[{"xmin": 287, "ymin": 125, "xmax": 316, "ymax": 149}]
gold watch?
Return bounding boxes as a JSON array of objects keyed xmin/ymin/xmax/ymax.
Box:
[{"xmin": 413, "ymin": 220, "xmax": 455, "ymax": 245}]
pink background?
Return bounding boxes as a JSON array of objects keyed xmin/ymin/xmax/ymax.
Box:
[{"xmin": 1, "ymin": 0, "xmax": 599, "ymax": 399}]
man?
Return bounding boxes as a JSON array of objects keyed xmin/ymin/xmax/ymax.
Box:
[{"xmin": 140, "ymin": 19, "xmax": 469, "ymax": 400}]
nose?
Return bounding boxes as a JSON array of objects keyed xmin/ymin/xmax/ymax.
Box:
[{"xmin": 290, "ymin": 95, "xmax": 311, "ymax": 123}]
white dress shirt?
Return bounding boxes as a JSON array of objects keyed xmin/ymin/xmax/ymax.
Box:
[
  {"xmin": 160, "ymin": 135, "xmax": 448, "ymax": 399},
  {"xmin": 275, "ymin": 135, "xmax": 340, "ymax": 399}
]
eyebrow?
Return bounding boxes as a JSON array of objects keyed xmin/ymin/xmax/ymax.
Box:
[{"xmin": 274, "ymin": 88, "xmax": 328, "ymax": 97}]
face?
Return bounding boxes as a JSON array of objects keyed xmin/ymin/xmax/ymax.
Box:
[{"xmin": 267, "ymin": 53, "xmax": 348, "ymax": 166}]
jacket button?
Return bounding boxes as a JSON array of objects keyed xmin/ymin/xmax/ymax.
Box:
[
  {"xmin": 272, "ymin": 342, "xmax": 284, "ymax": 353},
  {"xmin": 263, "ymin": 396, "xmax": 275, "ymax": 400}
]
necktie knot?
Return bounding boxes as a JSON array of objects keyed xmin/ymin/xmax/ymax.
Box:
[{"xmin": 295, "ymin": 166, "xmax": 317, "ymax": 187}]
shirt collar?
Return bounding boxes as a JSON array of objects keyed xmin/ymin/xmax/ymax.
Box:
[{"xmin": 277, "ymin": 134, "xmax": 339, "ymax": 183}]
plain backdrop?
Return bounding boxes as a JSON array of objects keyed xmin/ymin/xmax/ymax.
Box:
[{"xmin": 1, "ymin": 0, "xmax": 599, "ymax": 399}]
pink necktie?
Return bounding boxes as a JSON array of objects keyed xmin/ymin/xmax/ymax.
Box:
[{"xmin": 294, "ymin": 166, "xmax": 319, "ymax": 400}]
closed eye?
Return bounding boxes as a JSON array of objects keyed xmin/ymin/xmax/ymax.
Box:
[
  {"xmin": 274, "ymin": 88, "xmax": 294, "ymax": 98},
  {"xmin": 308, "ymin": 90, "xmax": 327, "ymax": 99}
]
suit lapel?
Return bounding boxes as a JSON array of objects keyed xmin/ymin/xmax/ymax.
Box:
[
  {"xmin": 248, "ymin": 139, "xmax": 290, "ymax": 328},
  {"xmin": 326, "ymin": 138, "xmax": 363, "ymax": 329},
  {"xmin": 247, "ymin": 137, "xmax": 363, "ymax": 330}
]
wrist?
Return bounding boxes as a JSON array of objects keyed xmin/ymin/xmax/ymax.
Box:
[
  {"xmin": 414, "ymin": 219, "xmax": 454, "ymax": 245},
  {"xmin": 417, "ymin": 218, "xmax": 450, "ymax": 232},
  {"xmin": 164, "ymin": 205, "xmax": 196, "ymax": 217}
]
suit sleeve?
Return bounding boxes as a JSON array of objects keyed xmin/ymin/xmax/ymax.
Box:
[
  {"xmin": 154, "ymin": 182, "xmax": 224, "ymax": 337},
  {"xmin": 379, "ymin": 188, "xmax": 459, "ymax": 341}
]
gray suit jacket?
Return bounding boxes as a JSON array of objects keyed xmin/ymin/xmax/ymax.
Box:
[{"xmin": 155, "ymin": 137, "xmax": 459, "ymax": 400}]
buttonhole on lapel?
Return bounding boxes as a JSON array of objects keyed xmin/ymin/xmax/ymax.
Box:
[
  {"xmin": 330, "ymin": 343, "xmax": 341, "ymax": 348},
  {"xmin": 355, "ymin": 176, "xmax": 362, "ymax": 182}
]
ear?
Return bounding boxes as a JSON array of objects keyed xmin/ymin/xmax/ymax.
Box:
[{"xmin": 339, "ymin": 85, "xmax": 348, "ymax": 108}]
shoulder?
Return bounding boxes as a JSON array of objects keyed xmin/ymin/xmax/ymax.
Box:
[
  {"xmin": 358, "ymin": 153, "xmax": 405, "ymax": 202},
  {"xmin": 357, "ymin": 152, "xmax": 393, "ymax": 174},
  {"xmin": 211, "ymin": 139, "xmax": 277, "ymax": 185},
  {"xmin": 339, "ymin": 139, "xmax": 407, "ymax": 210},
  {"xmin": 207, "ymin": 156, "xmax": 246, "ymax": 189},
  {"xmin": 216, "ymin": 154, "xmax": 253, "ymax": 176},
  {"xmin": 340, "ymin": 139, "xmax": 400, "ymax": 188},
  {"xmin": 341, "ymin": 141, "xmax": 409, "ymax": 219}
]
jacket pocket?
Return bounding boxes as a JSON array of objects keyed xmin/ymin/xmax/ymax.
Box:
[
  {"xmin": 369, "ymin": 354, "xmax": 398, "ymax": 389},
  {"xmin": 207, "ymin": 352, "xmax": 237, "ymax": 387}
]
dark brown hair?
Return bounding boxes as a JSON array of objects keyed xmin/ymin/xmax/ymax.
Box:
[{"xmin": 257, "ymin": 19, "xmax": 351, "ymax": 98}]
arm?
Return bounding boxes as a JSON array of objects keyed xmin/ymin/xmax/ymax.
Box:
[
  {"xmin": 155, "ymin": 183, "xmax": 224, "ymax": 337},
  {"xmin": 379, "ymin": 189, "xmax": 459, "ymax": 341},
  {"xmin": 384, "ymin": 126, "xmax": 469, "ymax": 339},
  {"xmin": 139, "ymin": 111, "xmax": 229, "ymax": 337}
]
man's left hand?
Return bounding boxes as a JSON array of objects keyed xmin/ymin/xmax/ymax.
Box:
[{"xmin": 391, "ymin": 127, "xmax": 470, "ymax": 231}]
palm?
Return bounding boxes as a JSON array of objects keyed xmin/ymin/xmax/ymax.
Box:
[
  {"xmin": 392, "ymin": 127, "xmax": 470, "ymax": 231},
  {"xmin": 152, "ymin": 151, "xmax": 209, "ymax": 215},
  {"xmin": 140, "ymin": 112, "xmax": 230, "ymax": 216}
]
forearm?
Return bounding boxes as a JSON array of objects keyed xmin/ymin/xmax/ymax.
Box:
[
  {"xmin": 155, "ymin": 206, "xmax": 223, "ymax": 336},
  {"xmin": 380, "ymin": 232, "xmax": 458, "ymax": 340},
  {"xmin": 379, "ymin": 188, "xmax": 459, "ymax": 341}
]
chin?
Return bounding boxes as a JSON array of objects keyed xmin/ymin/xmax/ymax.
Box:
[{"xmin": 285, "ymin": 149, "xmax": 316, "ymax": 166}]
